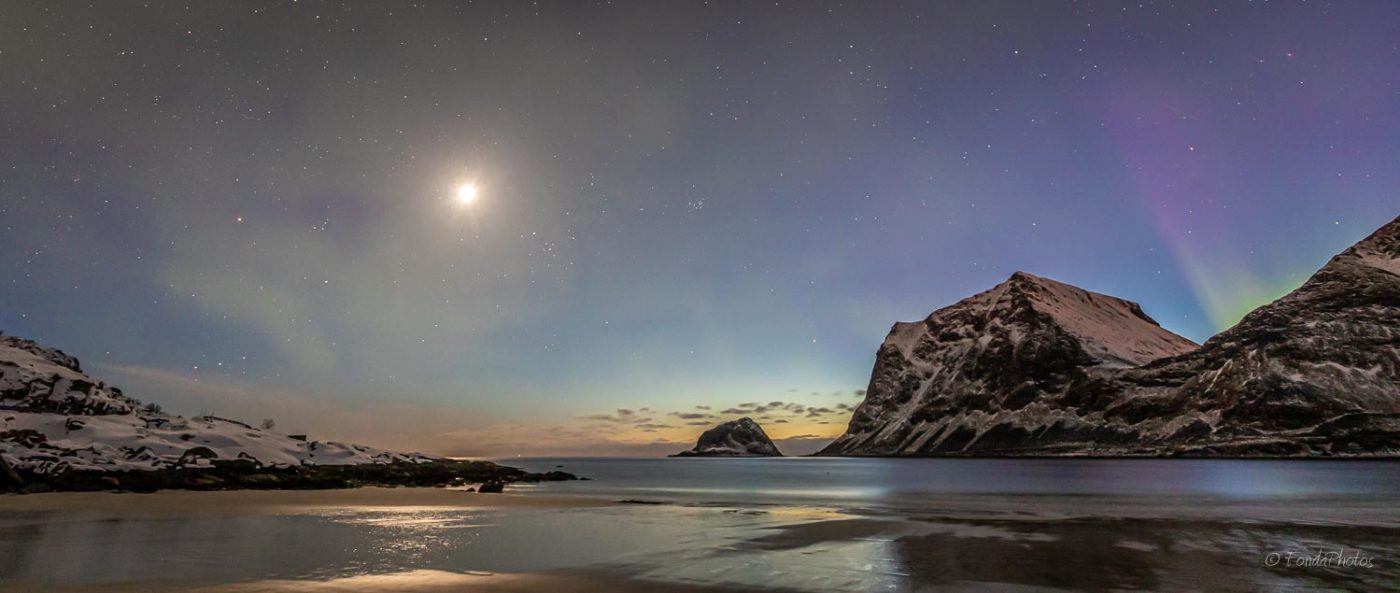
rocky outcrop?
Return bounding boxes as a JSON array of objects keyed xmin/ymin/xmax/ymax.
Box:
[
  {"xmin": 672, "ymin": 417, "xmax": 782, "ymax": 457},
  {"xmin": 821, "ymin": 215, "xmax": 1400, "ymax": 457},
  {"xmin": 0, "ymin": 453, "xmax": 22, "ymax": 488}
]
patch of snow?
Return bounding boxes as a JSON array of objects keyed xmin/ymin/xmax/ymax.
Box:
[{"xmin": 1006, "ymin": 272, "xmax": 1198, "ymax": 366}]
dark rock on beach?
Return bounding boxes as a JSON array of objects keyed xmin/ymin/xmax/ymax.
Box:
[{"xmin": 1, "ymin": 459, "xmax": 576, "ymax": 494}]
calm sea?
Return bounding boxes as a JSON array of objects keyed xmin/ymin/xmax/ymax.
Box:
[{"xmin": 505, "ymin": 456, "xmax": 1400, "ymax": 507}]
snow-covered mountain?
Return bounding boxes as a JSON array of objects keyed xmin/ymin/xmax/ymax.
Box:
[
  {"xmin": 819, "ymin": 271, "xmax": 1198, "ymax": 456},
  {"xmin": 1, "ymin": 335, "xmax": 437, "ymax": 478},
  {"xmin": 672, "ymin": 417, "xmax": 782, "ymax": 456},
  {"xmin": 822, "ymin": 215, "xmax": 1400, "ymax": 457}
]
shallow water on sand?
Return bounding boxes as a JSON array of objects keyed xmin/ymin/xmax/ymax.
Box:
[
  {"xmin": 2, "ymin": 458, "xmax": 1398, "ymax": 592},
  {"xmin": 508, "ymin": 456, "xmax": 1400, "ymax": 507}
]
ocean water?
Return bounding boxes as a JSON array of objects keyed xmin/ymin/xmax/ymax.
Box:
[
  {"xmin": 505, "ymin": 456, "xmax": 1400, "ymax": 507},
  {"xmin": 1, "ymin": 458, "xmax": 1398, "ymax": 592}
]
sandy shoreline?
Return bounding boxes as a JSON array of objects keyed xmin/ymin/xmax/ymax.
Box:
[{"xmin": 0, "ymin": 486, "xmax": 611, "ymax": 515}]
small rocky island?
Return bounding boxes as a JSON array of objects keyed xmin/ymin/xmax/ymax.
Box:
[
  {"xmin": 672, "ymin": 417, "xmax": 782, "ymax": 457},
  {"xmin": 0, "ymin": 334, "xmax": 575, "ymax": 493}
]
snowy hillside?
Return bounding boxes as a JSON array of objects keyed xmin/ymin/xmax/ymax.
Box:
[{"xmin": 0, "ymin": 335, "xmax": 437, "ymax": 477}]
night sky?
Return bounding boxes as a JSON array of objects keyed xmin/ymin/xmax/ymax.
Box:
[{"xmin": 2, "ymin": 1, "xmax": 1397, "ymax": 456}]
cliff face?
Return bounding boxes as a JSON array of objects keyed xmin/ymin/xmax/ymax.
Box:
[
  {"xmin": 1112, "ymin": 215, "xmax": 1400, "ymax": 455},
  {"xmin": 672, "ymin": 417, "xmax": 782, "ymax": 457},
  {"xmin": 822, "ymin": 215, "xmax": 1400, "ymax": 457}
]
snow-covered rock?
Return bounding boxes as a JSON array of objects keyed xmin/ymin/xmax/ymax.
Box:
[
  {"xmin": 819, "ymin": 272, "xmax": 1197, "ymax": 456},
  {"xmin": 822, "ymin": 214, "xmax": 1400, "ymax": 457},
  {"xmin": 672, "ymin": 417, "xmax": 782, "ymax": 457},
  {"xmin": 0, "ymin": 335, "xmax": 439, "ymax": 475}
]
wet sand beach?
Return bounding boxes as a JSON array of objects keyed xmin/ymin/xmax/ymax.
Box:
[{"xmin": 2, "ymin": 459, "xmax": 1398, "ymax": 592}]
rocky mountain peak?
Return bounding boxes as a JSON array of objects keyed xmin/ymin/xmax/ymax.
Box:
[
  {"xmin": 1, "ymin": 335, "xmax": 83, "ymax": 374},
  {"xmin": 1010, "ymin": 273, "xmax": 1196, "ymax": 367},
  {"xmin": 1332, "ymin": 215, "xmax": 1400, "ymax": 276},
  {"xmin": 925, "ymin": 271, "xmax": 1197, "ymax": 367}
]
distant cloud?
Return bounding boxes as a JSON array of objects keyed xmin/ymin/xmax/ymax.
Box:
[
  {"xmin": 580, "ymin": 412, "xmax": 655, "ymax": 424},
  {"xmin": 671, "ymin": 412, "xmax": 710, "ymax": 419}
]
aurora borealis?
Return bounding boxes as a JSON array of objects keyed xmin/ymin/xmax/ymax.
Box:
[{"xmin": 2, "ymin": 1, "xmax": 1397, "ymax": 456}]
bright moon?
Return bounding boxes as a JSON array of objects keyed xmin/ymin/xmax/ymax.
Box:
[{"xmin": 455, "ymin": 183, "xmax": 479, "ymax": 205}]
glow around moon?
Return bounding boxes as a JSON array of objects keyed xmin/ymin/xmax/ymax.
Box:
[{"xmin": 455, "ymin": 183, "xmax": 479, "ymax": 206}]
